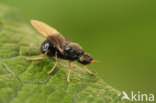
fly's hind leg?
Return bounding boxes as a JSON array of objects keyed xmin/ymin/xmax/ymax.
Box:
[
  {"xmin": 47, "ymin": 52, "xmax": 58, "ymax": 74},
  {"xmin": 27, "ymin": 50, "xmax": 49, "ymax": 61},
  {"xmin": 67, "ymin": 61, "xmax": 71, "ymax": 82}
]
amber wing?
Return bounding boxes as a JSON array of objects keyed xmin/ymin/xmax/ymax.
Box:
[{"xmin": 31, "ymin": 20, "xmax": 71, "ymax": 52}]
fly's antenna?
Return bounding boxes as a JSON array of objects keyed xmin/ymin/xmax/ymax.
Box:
[{"xmin": 94, "ymin": 60, "xmax": 100, "ymax": 62}]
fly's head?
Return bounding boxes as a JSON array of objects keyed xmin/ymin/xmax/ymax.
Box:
[{"xmin": 78, "ymin": 53, "xmax": 94, "ymax": 65}]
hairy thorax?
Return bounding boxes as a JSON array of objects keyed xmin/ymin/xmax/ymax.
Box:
[{"xmin": 63, "ymin": 43, "xmax": 84, "ymax": 61}]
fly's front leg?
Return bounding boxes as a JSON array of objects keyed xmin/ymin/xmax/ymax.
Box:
[
  {"xmin": 27, "ymin": 50, "xmax": 49, "ymax": 61},
  {"xmin": 47, "ymin": 52, "xmax": 58, "ymax": 74},
  {"xmin": 84, "ymin": 66, "xmax": 96, "ymax": 75}
]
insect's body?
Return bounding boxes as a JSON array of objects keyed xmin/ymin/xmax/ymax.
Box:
[
  {"xmin": 27, "ymin": 20, "xmax": 96, "ymax": 82},
  {"xmin": 41, "ymin": 39, "xmax": 84, "ymax": 61}
]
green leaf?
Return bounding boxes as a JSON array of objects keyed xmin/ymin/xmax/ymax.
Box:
[{"xmin": 0, "ymin": 4, "xmax": 124, "ymax": 103}]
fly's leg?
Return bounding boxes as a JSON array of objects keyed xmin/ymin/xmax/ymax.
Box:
[
  {"xmin": 27, "ymin": 50, "xmax": 49, "ymax": 60},
  {"xmin": 84, "ymin": 66, "xmax": 96, "ymax": 75},
  {"xmin": 72, "ymin": 62, "xmax": 76, "ymax": 67},
  {"xmin": 47, "ymin": 52, "xmax": 58, "ymax": 74},
  {"xmin": 67, "ymin": 61, "xmax": 71, "ymax": 82}
]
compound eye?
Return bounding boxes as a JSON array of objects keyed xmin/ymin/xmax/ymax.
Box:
[{"xmin": 89, "ymin": 58, "xmax": 92, "ymax": 61}]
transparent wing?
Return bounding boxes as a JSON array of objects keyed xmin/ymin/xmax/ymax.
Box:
[{"xmin": 31, "ymin": 20, "xmax": 71, "ymax": 52}]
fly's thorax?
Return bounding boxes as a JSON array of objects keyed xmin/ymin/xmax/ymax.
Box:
[{"xmin": 64, "ymin": 43, "xmax": 84, "ymax": 59}]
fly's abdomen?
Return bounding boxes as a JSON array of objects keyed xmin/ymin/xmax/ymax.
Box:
[{"xmin": 40, "ymin": 39, "xmax": 56, "ymax": 57}]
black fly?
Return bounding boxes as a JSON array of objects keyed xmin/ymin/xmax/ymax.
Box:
[{"xmin": 27, "ymin": 20, "xmax": 95, "ymax": 82}]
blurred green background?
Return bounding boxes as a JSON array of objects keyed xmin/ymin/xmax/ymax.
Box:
[{"xmin": 1, "ymin": 0, "xmax": 156, "ymax": 102}]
